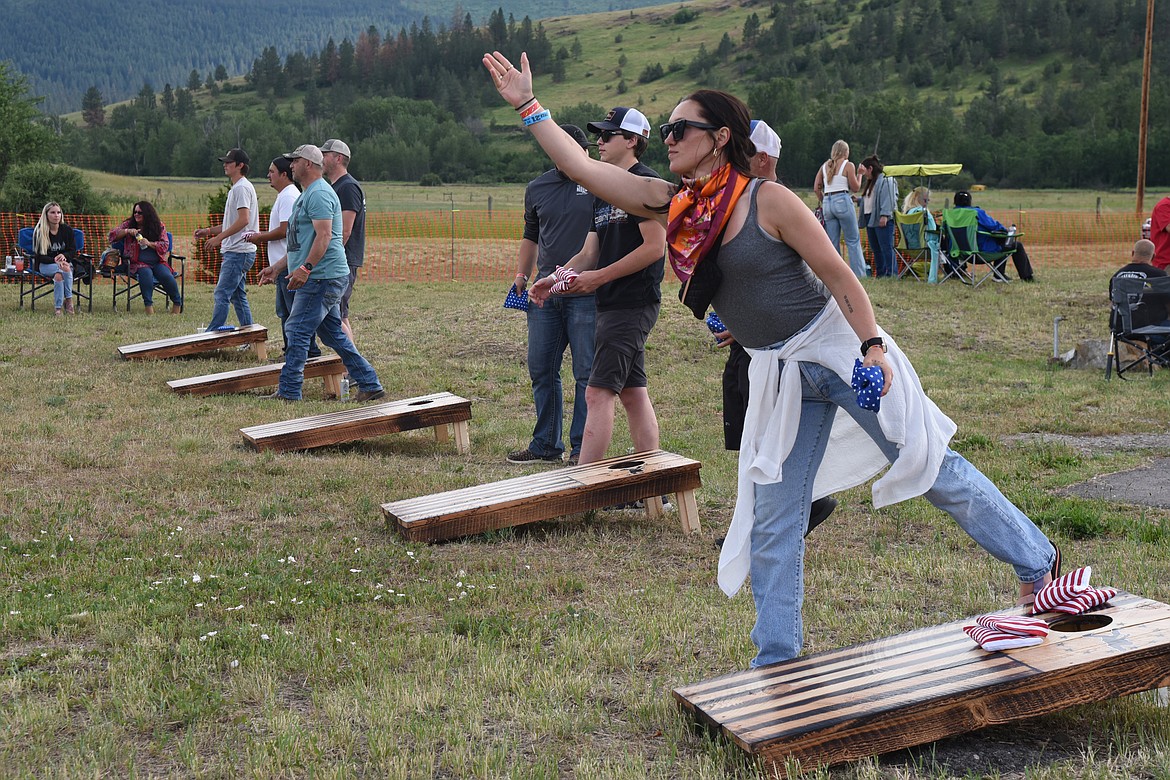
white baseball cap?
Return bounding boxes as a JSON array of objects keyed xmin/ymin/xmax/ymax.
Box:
[
  {"xmin": 587, "ymin": 107, "xmax": 651, "ymax": 139},
  {"xmin": 749, "ymin": 120, "xmax": 782, "ymax": 158}
]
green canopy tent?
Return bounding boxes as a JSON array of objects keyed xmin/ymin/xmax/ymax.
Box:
[{"xmin": 884, "ymin": 164, "xmax": 963, "ymax": 178}]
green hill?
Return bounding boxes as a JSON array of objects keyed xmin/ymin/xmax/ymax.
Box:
[
  {"xmin": 48, "ymin": 0, "xmax": 1170, "ymax": 189},
  {"xmin": 4, "ymin": 0, "xmax": 664, "ymax": 113}
]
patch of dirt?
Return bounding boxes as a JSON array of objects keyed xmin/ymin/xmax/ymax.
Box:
[{"xmin": 1006, "ymin": 434, "xmax": 1170, "ymax": 508}]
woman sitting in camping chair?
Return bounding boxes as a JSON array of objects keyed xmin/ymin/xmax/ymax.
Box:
[
  {"xmin": 108, "ymin": 200, "xmax": 183, "ymax": 314},
  {"xmin": 901, "ymin": 187, "xmax": 941, "ymax": 282}
]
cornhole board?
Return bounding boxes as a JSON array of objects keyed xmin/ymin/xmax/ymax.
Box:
[
  {"xmin": 673, "ymin": 592, "xmax": 1170, "ymax": 777},
  {"xmin": 383, "ymin": 449, "xmax": 702, "ymax": 543},
  {"xmin": 118, "ymin": 325, "xmax": 268, "ymax": 361},
  {"xmin": 167, "ymin": 355, "xmax": 346, "ymax": 397},
  {"xmin": 240, "ymin": 391, "xmax": 471, "ymax": 453}
]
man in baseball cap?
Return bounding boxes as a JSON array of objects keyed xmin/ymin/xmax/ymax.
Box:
[
  {"xmin": 194, "ymin": 147, "xmax": 259, "ymax": 331},
  {"xmin": 748, "ymin": 119, "xmax": 781, "ymax": 180},
  {"xmin": 283, "ymin": 144, "xmax": 324, "ymax": 165},
  {"xmin": 320, "ymin": 138, "xmax": 365, "ymax": 343}
]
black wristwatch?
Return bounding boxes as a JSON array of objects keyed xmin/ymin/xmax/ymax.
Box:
[
  {"xmin": 860, "ymin": 337, "xmax": 886, "ymax": 356},
  {"xmin": 301, "ymin": 262, "xmax": 313, "ymax": 273}
]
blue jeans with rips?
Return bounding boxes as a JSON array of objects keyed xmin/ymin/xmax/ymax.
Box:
[
  {"xmin": 278, "ymin": 275, "xmax": 381, "ymax": 400},
  {"xmin": 206, "ymin": 251, "xmax": 254, "ymax": 330},
  {"xmin": 748, "ymin": 359, "xmax": 1055, "ymax": 668},
  {"xmin": 822, "ymin": 192, "xmax": 867, "ymax": 278},
  {"xmin": 526, "ymin": 294, "xmax": 596, "ymax": 459},
  {"xmin": 37, "ymin": 263, "xmax": 74, "ymax": 309},
  {"xmin": 135, "ymin": 261, "xmax": 182, "ymax": 307}
]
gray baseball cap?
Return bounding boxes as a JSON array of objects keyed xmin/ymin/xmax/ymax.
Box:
[
  {"xmin": 320, "ymin": 139, "xmax": 352, "ymax": 158},
  {"xmin": 283, "ymin": 144, "xmax": 324, "ymax": 166}
]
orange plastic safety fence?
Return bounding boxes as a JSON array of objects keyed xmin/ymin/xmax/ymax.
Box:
[{"xmin": 0, "ymin": 209, "xmax": 1149, "ymax": 287}]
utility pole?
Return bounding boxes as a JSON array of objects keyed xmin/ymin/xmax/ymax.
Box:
[{"xmin": 1136, "ymin": 0, "xmax": 1155, "ymax": 215}]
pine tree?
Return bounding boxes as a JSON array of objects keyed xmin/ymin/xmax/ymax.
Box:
[{"xmin": 81, "ymin": 86, "xmax": 105, "ymax": 128}]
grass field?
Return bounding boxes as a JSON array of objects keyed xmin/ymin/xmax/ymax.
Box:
[
  {"xmin": 78, "ymin": 168, "xmax": 1160, "ymax": 218},
  {"xmin": 1, "ymin": 265, "xmax": 1168, "ymax": 778}
]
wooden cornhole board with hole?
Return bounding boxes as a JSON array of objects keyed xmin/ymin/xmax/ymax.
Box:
[
  {"xmin": 118, "ymin": 324, "xmax": 268, "ymax": 361},
  {"xmin": 167, "ymin": 354, "xmax": 346, "ymax": 397},
  {"xmin": 383, "ymin": 449, "xmax": 702, "ymax": 543},
  {"xmin": 240, "ymin": 391, "xmax": 471, "ymax": 453},
  {"xmin": 674, "ymin": 592, "xmax": 1170, "ymax": 777}
]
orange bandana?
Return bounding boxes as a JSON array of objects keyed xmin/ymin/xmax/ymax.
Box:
[{"xmin": 667, "ymin": 164, "xmax": 749, "ymax": 281}]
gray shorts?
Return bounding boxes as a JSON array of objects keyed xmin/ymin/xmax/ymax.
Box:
[
  {"xmin": 339, "ymin": 267, "xmax": 358, "ymax": 319},
  {"xmin": 588, "ymin": 302, "xmax": 660, "ymax": 393}
]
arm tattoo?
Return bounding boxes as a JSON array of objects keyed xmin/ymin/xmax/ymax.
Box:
[{"xmin": 842, "ymin": 294, "xmax": 856, "ymax": 314}]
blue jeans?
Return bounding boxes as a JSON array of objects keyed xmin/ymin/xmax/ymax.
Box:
[
  {"xmin": 275, "ymin": 269, "xmax": 320, "ymax": 358},
  {"xmin": 866, "ymin": 219, "xmax": 896, "ymax": 278},
  {"xmin": 748, "ymin": 360, "xmax": 1055, "ymax": 667},
  {"xmin": 37, "ymin": 263, "xmax": 74, "ymax": 309},
  {"xmin": 526, "ymin": 294, "xmax": 596, "ymax": 458},
  {"xmin": 278, "ymin": 276, "xmax": 381, "ymax": 400},
  {"xmin": 135, "ymin": 261, "xmax": 182, "ymax": 307},
  {"xmin": 206, "ymin": 251, "xmax": 254, "ymax": 330},
  {"xmin": 822, "ymin": 192, "xmax": 867, "ymax": 278}
]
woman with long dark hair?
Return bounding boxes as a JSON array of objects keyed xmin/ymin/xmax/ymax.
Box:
[
  {"xmin": 32, "ymin": 201, "xmax": 76, "ymax": 315},
  {"xmin": 858, "ymin": 155, "xmax": 898, "ymax": 278},
  {"xmin": 108, "ymin": 200, "xmax": 183, "ymax": 314},
  {"xmin": 484, "ymin": 51, "xmax": 1059, "ymax": 668}
]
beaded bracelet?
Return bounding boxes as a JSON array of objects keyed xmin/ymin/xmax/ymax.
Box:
[
  {"xmin": 523, "ymin": 110, "xmax": 551, "ymax": 127},
  {"xmin": 519, "ymin": 99, "xmax": 543, "ymax": 120}
]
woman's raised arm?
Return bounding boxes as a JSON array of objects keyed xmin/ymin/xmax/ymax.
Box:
[{"xmin": 483, "ymin": 51, "xmax": 673, "ymax": 222}]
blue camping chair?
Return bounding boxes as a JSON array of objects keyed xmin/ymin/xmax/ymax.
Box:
[
  {"xmin": 108, "ymin": 232, "xmax": 185, "ymax": 311},
  {"xmin": 16, "ymin": 227, "xmax": 94, "ymax": 311}
]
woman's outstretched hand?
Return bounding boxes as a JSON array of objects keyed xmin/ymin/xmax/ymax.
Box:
[{"xmin": 482, "ymin": 51, "xmax": 534, "ymax": 109}]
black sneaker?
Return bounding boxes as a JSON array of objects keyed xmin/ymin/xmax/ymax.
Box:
[
  {"xmin": 261, "ymin": 391, "xmax": 296, "ymax": 402},
  {"xmin": 506, "ymin": 448, "xmax": 562, "ymax": 465},
  {"xmin": 565, "ymin": 454, "xmax": 580, "ymax": 467}
]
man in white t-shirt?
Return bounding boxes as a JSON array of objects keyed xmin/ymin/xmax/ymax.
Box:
[
  {"xmin": 194, "ymin": 147, "xmax": 260, "ymax": 330},
  {"xmin": 244, "ymin": 156, "xmax": 319, "ymax": 357}
]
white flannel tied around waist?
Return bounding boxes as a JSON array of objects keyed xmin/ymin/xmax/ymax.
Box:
[{"xmin": 717, "ymin": 298, "xmax": 958, "ymax": 596}]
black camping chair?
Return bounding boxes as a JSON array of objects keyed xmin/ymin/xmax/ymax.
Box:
[{"xmin": 1105, "ymin": 275, "xmax": 1170, "ymax": 380}]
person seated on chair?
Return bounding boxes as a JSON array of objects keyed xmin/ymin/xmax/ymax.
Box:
[
  {"xmin": 1111, "ymin": 239, "xmax": 1170, "ymax": 344},
  {"xmin": 901, "ymin": 186, "xmax": 941, "ymax": 282},
  {"xmin": 31, "ymin": 201, "xmax": 76, "ymax": 315},
  {"xmin": 952, "ymin": 191, "xmax": 1035, "ymax": 282},
  {"xmin": 108, "ymin": 201, "xmax": 183, "ymax": 315}
]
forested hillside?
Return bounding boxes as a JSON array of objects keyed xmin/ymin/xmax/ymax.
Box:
[
  {"xmin": 44, "ymin": 0, "xmax": 1170, "ymax": 190},
  {"xmin": 4, "ymin": 0, "xmax": 658, "ymax": 113}
]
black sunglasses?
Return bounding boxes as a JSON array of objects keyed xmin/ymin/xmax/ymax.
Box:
[
  {"xmin": 658, "ymin": 119, "xmax": 720, "ymax": 143},
  {"xmin": 595, "ymin": 130, "xmax": 624, "ymax": 143},
  {"xmin": 133, "ymin": 210, "xmax": 143, "ymax": 215}
]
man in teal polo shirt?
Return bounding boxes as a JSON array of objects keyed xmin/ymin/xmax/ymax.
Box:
[{"xmin": 258, "ymin": 144, "xmax": 385, "ymax": 401}]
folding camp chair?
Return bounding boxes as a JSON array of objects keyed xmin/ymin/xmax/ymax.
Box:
[
  {"xmin": 940, "ymin": 209, "xmax": 1012, "ymax": 288},
  {"xmin": 1105, "ymin": 276, "xmax": 1170, "ymax": 380},
  {"xmin": 16, "ymin": 227, "xmax": 94, "ymax": 312},
  {"xmin": 893, "ymin": 210, "xmax": 930, "ymax": 281},
  {"xmin": 110, "ymin": 232, "xmax": 185, "ymax": 311}
]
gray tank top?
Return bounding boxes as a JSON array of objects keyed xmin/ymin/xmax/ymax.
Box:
[{"xmin": 711, "ymin": 179, "xmax": 829, "ymax": 348}]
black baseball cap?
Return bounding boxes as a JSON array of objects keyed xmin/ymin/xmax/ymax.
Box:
[
  {"xmin": 218, "ymin": 148, "xmax": 250, "ymax": 165},
  {"xmin": 560, "ymin": 124, "xmax": 589, "ymax": 150}
]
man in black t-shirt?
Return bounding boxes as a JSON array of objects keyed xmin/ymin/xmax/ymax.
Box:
[
  {"xmin": 1111, "ymin": 239, "xmax": 1170, "ymax": 339},
  {"xmin": 322, "ymin": 138, "xmax": 366, "ymax": 343},
  {"xmin": 528, "ymin": 107, "xmax": 667, "ymax": 466}
]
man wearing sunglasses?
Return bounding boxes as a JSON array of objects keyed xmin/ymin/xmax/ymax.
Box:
[{"xmin": 528, "ymin": 106, "xmax": 667, "ymax": 468}]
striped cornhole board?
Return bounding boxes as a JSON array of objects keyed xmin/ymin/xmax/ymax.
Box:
[
  {"xmin": 674, "ymin": 592, "xmax": 1170, "ymax": 777},
  {"xmin": 383, "ymin": 449, "xmax": 702, "ymax": 542},
  {"xmin": 118, "ymin": 324, "xmax": 268, "ymax": 361},
  {"xmin": 241, "ymin": 391, "xmax": 471, "ymax": 453}
]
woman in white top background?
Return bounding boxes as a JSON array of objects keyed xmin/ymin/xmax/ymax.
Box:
[{"xmin": 813, "ymin": 140, "xmax": 867, "ymax": 278}]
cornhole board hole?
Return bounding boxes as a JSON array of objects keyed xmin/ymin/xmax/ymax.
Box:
[
  {"xmin": 119, "ymin": 325, "xmax": 268, "ymax": 361},
  {"xmin": 674, "ymin": 592, "xmax": 1170, "ymax": 777},
  {"xmin": 240, "ymin": 391, "xmax": 471, "ymax": 453},
  {"xmin": 167, "ymin": 354, "xmax": 346, "ymax": 397},
  {"xmin": 383, "ymin": 449, "xmax": 702, "ymax": 543}
]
